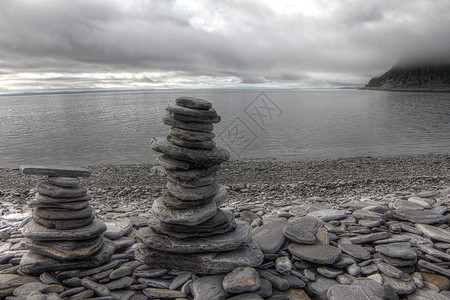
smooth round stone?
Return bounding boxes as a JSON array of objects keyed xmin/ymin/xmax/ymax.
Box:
[
  {"xmin": 19, "ymin": 239, "xmax": 115, "ymax": 275},
  {"xmin": 162, "ymin": 187, "xmax": 227, "ymax": 210},
  {"xmin": 34, "ymin": 206, "xmax": 93, "ymax": 220},
  {"xmin": 289, "ymin": 243, "xmax": 342, "ymax": 265},
  {"xmin": 252, "ymin": 220, "xmax": 289, "ymax": 254},
  {"xmin": 32, "ymin": 214, "xmax": 95, "ymax": 230},
  {"xmin": 175, "ymin": 96, "xmax": 212, "ymax": 110},
  {"xmin": 151, "ymin": 137, "xmax": 229, "ymax": 167},
  {"xmin": 29, "ymin": 200, "xmax": 89, "ymax": 211},
  {"xmin": 149, "ymin": 209, "xmax": 236, "ymax": 238},
  {"xmin": 138, "ymin": 223, "xmax": 252, "ymax": 253},
  {"xmin": 223, "ymin": 267, "xmax": 261, "ymax": 293},
  {"xmin": 415, "ymin": 223, "xmax": 450, "ymax": 243},
  {"xmin": 36, "ymin": 181, "xmax": 87, "ymax": 198},
  {"xmin": 166, "ymin": 104, "xmax": 218, "ymax": 118},
  {"xmin": 23, "ymin": 218, "xmax": 106, "ymax": 241},
  {"xmin": 23, "ymin": 235, "xmax": 104, "ymax": 260},
  {"xmin": 167, "ymin": 134, "xmax": 216, "ymax": 150},
  {"xmin": 167, "ymin": 181, "xmax": 219, "ymax": 200},
  {"xmin": 36, "ymin": 192, "xmax": 92, "ymax": 203},
  {"xmin": 375, "ymin": 242, "xmax": 417, "ymax": 260},
  {"xmin": 151, "ymin": 196, "xmax": 217, "ymax": 226},
  {"xmin": 20, "ymin": 165, "xmax": 91, "ymax": 178},
  {"xmin": 166, "ymin": 171, "xmax": 217, "ymax": 188},
  {"xmin": 391, "ymin": 209, "xmax": 447, "ymax": 224},
  {"xmin": 275, "ymin": 257, "xmax": 292, "ymax": 275},
  {"xmin": 283, "ymin": 216, "xmax": 323, "ymax": 245},
  {"xmin": 170, "ymin": 112, "xmax": 221, "ymax": 124},
  {"xmin": 156, "ymin": 155, "xmax": 196, "ymax": 171},
  {"xmin": 104, "ymin": 222, "xmax": 125, "ymax": 240},
  {"xmin": 338, "ymin": 242, "xmax": 371, "ymax": 260},
  {"xmin": 170, "ymin": 127, "xmax": 215, "ymax": 142},
  {"xmin": 163, "ymin": 114, "xmax": 213, "ymax": 132},
  {"xmin": 135, "ymin": 241, "xmax": 264, "ymax": 275}
]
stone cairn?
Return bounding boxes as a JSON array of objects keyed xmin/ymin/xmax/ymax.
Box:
[
  {"xmin": 136, "ymin": 97, "xmax": 263, "ymax": 274},
  {"xmin": 19, "ymin": 165, "xmax": 114, "ymax": 275}
]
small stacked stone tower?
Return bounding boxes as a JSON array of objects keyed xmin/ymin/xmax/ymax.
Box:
[
  {"xmin": 136, "ymin": 97, "xmax": 263, "ymax": 274},
  {"xmin": 19, "ymin": 166, "xmax": 114, "ymax": 275}
]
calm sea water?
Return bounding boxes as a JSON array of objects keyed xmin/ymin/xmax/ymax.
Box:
[{"xmin": 0, "ymin": 89, "xmax": 448, "ymax": 168}]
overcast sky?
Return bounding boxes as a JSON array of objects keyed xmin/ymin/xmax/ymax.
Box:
[{"xmin": 1, "ymin": 0, "xmax": 449, "ymax": 94}]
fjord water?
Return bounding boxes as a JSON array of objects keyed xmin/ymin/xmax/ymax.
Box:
[{"xmin": 0, "ymin": 89, "xmax": 448, "ymax": 168}]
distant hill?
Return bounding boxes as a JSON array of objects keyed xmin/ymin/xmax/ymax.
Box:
[{"xmin": 363, "ymin": 61, "xmax": 450, "ymax": 92}]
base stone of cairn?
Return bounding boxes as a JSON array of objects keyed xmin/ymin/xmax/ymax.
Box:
[
  {"xmin": 19, "ymin": 165, "xmax": 114, "ymax": 275},
  {"xmin": 136, "ymin": 97, "xmax": 263, "ymax": 274}
]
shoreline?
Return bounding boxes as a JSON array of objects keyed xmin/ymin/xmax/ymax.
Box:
[{"xmin": 1, "ymin": 153, "xmax": 448, "ymax": 207}]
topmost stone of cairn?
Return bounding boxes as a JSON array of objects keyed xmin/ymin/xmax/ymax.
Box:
[
  {"xmin": 20, "ymin": 165, "xmax": 91, "ymax": 178},
  {"xmin": 176, "ymin": 96, "xmax": 212, "ymax": 110}
]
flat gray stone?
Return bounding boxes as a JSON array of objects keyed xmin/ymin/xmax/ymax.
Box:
[
  {"xmin": 308, "ymin": 276, "xmax": 339, "ymax": 300},
  {"xmin": 137, "ymin": 223, "xmax": 251, "ymax": 253},
  {"xmin": 391, "ymin": 209, "xmax": 447, "ymax": 224},
  {"xmin": 191, "ymin": 275, "xmax": 228, "ymax": 299},
  {"xmin": 143, "ymin": 288, "xmax": 186, "ymax": 298},
  {"xmin": 153, "ymin": 164, "xmax": 219, "ymax": 181},
  {"xmin": 252, "ymin": 220, "xmax": 288, "ymax": 254},
  {"xmin": 170, "ymin": 127, "xmax": 215, "ymax": 142},
  {"xmin": 382, "ymin": 273, "xmax": 416, "ymax": 295},
  {"xmin": 23, "ymin": 236, "xmax": 103, "ymax": 260},
  {"xmin": 377, "ymin": 262, "xmax": 403, "ymax": 279},
  {"xmin": 23, "ymin": 218, "xmax": 106, "ymax": 241},
  {"xmin": 375, "ymin": 242, "xmax": 417, "ymax": 260},
  {"xmin": 415, "ymin": 223, "xmax": 450, "ymax": 243},
  {"xmin": 408, "ymin": 288, "xmax": 450, "ymax": 300},
  {"xmin": 19, "ymin": 239, "xmax": 115, "ymax": 275},
  {"xmin": 161, "ymin": 187, "xmax": 223, "ymax": 209},
  {"xmin": 35, "ymin": 192, "xmax": 92, "ymax": 203},
  {"xmin": 36, "ymin": 181, "xmax": 87, "ymax": 198},
  {"xmin": 151, "ymin": 196, "xmax": 217, "ymax": 226},
  {"xmin": 349, "ymin": 232, "xmax": 390, "ymax": 244},
  {"xmin": 81, "ymin": 278, "xmax": 111, "ymax": 297},
  {"xmin": 307, "ymin": 209, "xmax": 348, "ymax": 221},
  {"xmin": 151, "ymin": 137, "xmax": 229, "ymax": 167},
  {"xmin": 170, "ymin": 112, "xmax": 220, "ymax": 124},
  {"xmin": 167, "ymin": 104, "xmax": 218, "ymax": 118},
  {"xmin": 390, "ymin": 200, "xmax": 424, "ymax": 211},
  {"xmin": 149, "ymin": 209, "xmax": 236, "ymax": 238},
  {"xmin": 338, "ymin": 243, "xmax": 371, "ymax": 260},
  {"xmin": 175, "ymin": 96, "xmax": 212, "ymax": 110},
  {"xmin": 13, "ymin": 282, "xmax": 50, "ymax": 298},
  {"xmin": 166, "ymin": 181, "xmax": 219, "ymax": 200},
  {"xmin": 283, "ymin": 216, "xmax": 323, "ymax": 244},
  {"xmin": 156, "ymin": 155, "xmax": 196, "ymax": 171},
  {"xmin": 289, "ymin": 243, "xmax": 342, "ymax": 265},
  {"xmin": 135, "ymin": 241, "xmax": 263, "ymax": 275},
  {"xmin": 29, "ymin": 200, "xmax": 89, "ymax": 210},
  {"xmin": 20, "ymin": 165, "xmax": 91, "ymax": 178},
  {"xmin": 32, "ymin": 213, "xmax": 95, "ymax": 230},
  {"xmin": 223, "ymin": 267, "xmax": 261, "ymax": 293},
  {"xmin": 163, "ymin": 114, "xmax": 213, "ymax": 132},
  {"xmin": 167, "ymin": 134, "xmax": 216, "ymax": 149},
  {"xmin": 327, "ymin": 285, "xmax": 379, "ymax": 300},
  {"xmin": 417, "ymin": 259, "xmax": 450, "ymax": 277},
  {"xmin": 34, "ymin": 206, "xmax": 93, "ymax": 220},
  {"xmin": 47, "ymin": 176, "xmax": 80, "ymax": 187}
]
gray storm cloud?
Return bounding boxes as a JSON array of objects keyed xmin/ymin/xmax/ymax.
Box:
[{"xmin": 0, "ymin": 0, "xmax": 449, "ymax": 92}]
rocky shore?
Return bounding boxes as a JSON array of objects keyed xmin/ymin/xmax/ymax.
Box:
[{"xmin": 1, "ymin": 153, "xmax": 449, "ymax": 299}]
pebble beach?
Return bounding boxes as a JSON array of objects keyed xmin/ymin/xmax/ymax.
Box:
[{"xmin": 1, "ymin": 153, "xmax": 450, "ymax": 299}]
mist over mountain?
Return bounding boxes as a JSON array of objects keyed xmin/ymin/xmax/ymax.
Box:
[{"xmin": 364, "ymin": 51, "xmax": 450, "ymax": 91}]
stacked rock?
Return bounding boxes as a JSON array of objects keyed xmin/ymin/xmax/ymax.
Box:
[
  {"xmin": 19, "ymin": 165, "xmax": 114, "ymax": 275},
  {"xmin": 136, "ymin": 97, "xmax": 263, "ymax": 274}
]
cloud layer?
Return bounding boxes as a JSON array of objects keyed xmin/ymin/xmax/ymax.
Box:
[{"xmin": 1, "ymin": 0, "xmax": 449, "ymax": 93}]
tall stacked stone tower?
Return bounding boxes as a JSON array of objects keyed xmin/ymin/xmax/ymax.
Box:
[{"xmin": 136, "ymin": 97, "xmax": 263, "ymax": 274}]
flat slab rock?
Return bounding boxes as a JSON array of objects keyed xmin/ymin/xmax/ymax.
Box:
[
  {"xmin": 137, "ymin": 223, "xmax": 252, "ymax": 253},
  {"xmin": 19, "ymin": 239, "xmax": 116, "ymax": 275},
  {"xmin": 20, "ymin": 165, "xmax": 91, "ymax": 178},
  {"xmin": 252, "ymin": 220, "xmax": 288, "ymax": 254},
  {"xmin": 391, "ymin": 209, "xmax": 447, "ymax": 224},
  {"xmin": 22, "ymin": 218, "xmax": 106, "ymax": 241},
  {"xmin": 289, "ymin": 243, "xmax": 342, "ymax": 265},
  {"xmin": 176, "ymin": 96, "xmax": 212, "ymax": 110},
  {"xmin": 135, "ymin": 241, "xmax": 263, "ymax": 275},
  {"xmin": 151, "ymin": 137, "xmax": 230, "ymax": 167}
]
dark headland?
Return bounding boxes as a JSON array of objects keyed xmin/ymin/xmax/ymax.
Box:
[{"xmin": 363, "ymin": 58, "xmax": 450, "ymax": 92}]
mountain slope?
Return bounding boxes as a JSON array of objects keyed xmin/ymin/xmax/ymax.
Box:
[{"xmin": 364, "ymin": 63, "xmax": 450, "ymax": 91}]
